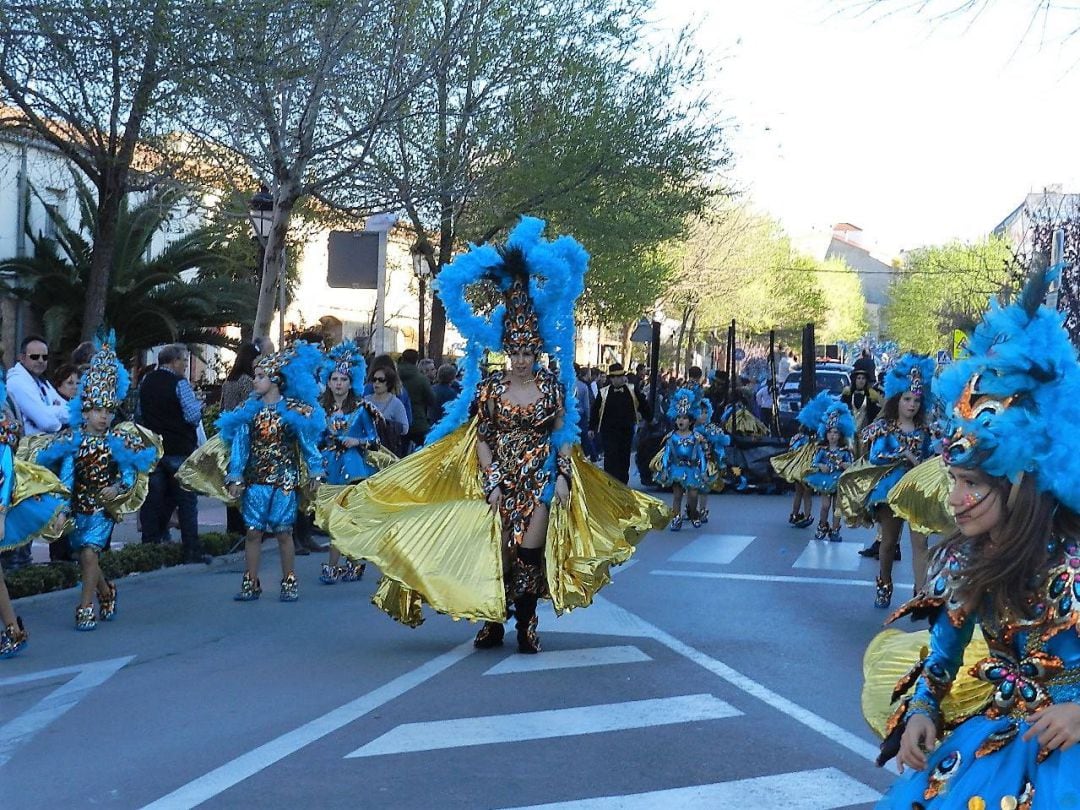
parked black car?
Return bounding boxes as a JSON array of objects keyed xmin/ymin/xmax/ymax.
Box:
[{"xmin": 776, "ymin": 363, "xmax": 852, "ymax": 437}]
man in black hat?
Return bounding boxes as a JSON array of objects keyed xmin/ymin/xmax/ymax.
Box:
[{"xmin": 590, "ymin": 362, "xmax": 650, "ymax": 484}]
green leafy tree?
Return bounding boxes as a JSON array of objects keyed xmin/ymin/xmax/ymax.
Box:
[
  {"xmin": 0, "ymin": 177, "xmax": 258, "ymax": 361},
  {"xmin": 883, "ymin": 237, "xmax": 1015, "ymax": 354},
  {"xmin": 816, "ymin": 257, "xmax": 870, "ymax": 343}
]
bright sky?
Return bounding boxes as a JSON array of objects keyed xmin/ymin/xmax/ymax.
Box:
[{"xmin": 651, "ymin": 0, "xmax": 1080, "ymax": 259}]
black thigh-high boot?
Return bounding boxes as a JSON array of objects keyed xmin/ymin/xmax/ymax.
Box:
[{"xmin": 513, "ymin": 546, "xmax": 545, "ymax": 654}]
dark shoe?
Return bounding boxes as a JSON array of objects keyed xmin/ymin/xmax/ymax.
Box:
[
  {"xmin": 319, "ymin": 563, "xmax": 341, "ymax": 585},
  {"xmin": 814, "ymin": 522, "xmax": 829, "ymax": 540},
  {"xmin": 788, "ymin": 512, "xmax": 801, "ymax": 526},
  {"xmin": 669, "ymin": 516, "xmax": 683, "ymax": 532},
  {"xmin": 700, "ymin": 507, "xmax": 710, "ymax": 524},
  {"xmin": 75, "ymin": 605, "xmax": 97, "ymax": 631},
  {"xmin": 874, "ymin": 577, "xmax": 893, "ymax": 609},
  {"xmin": 514, "ymin": 594, "xmax": 540, "ymax": 654},
  {"xmin": 98, "ymin": 581, "xmax": 117, "ymax": 622},
  {"xmin": 795, "ymin": 516, "xmax": 814, "ymax": 529},
  {"xmin": 829, "ymin": 528, "xmax": 842, "ymax": 542},
  {"xmin": 0, "ymin": 617, "xmax": 27, "ymax": 658},
  {"xmin": 474, "ymin": 621, "xmax": 505, "ymax": 648},
  {"xmin": 858, "ymin": 541, "xmax": 880, "ymax": 559},
  {"xmin": 234, "ymin": 573, "xmax": 262, "ymax": 601},
  {"xmin": 279, "ymin": 573, "xmax": 299, "ymax": 602}
]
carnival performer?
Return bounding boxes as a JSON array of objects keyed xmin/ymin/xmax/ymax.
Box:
[
  {"xmin": 842, "ymin": 368, "xmax": 884, "ymax": 456},
  {"xmin": 654, "ymin": 388, "xmax": 710, "ymax": 532},
  {"xmin": 316, "ymin": 217, "xmax": 668, "ymax": 654},
  {"xmin": 33, "ymin": 334, "xmax": 161, "ymax": 631},
  {"xmin": 770, "ymin": 394, "xmax": 832, "ymax": 529},
  {"xmin": 316, "ymin": 341, "xmax": 388, "ymax": 585},
  {"xmin": 694, "ymin": 396, "xmax": 730, "ymax": 523},
  {"xmin": 863, "ymin": 266, "xmax": 1080, "ymax": 809},
  {"xmin": 0, "ymin": 373, "xmax": 69, "ymax": 657},
  {"xmin": 803, "ymin": 399, "xmax": 855, "ymax": 542},
  {"xmin": 839, "ymin": 354, "xmax": 934, "ymax": 608},
  {"xmin": 178, "ymin": 342, "xmax": 326, "ymax": 602}
]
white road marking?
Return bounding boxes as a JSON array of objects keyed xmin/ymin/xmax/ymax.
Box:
[
  {"xmin": 793, "ymin": 539, "xmax": 866, "ymax": 571},
  {"xmin": 345, "ymin": 694, "xmax": 741, "ymax": 758},
  {"xmin": 668, "ymin": 533, "xmax": 755, "ymax": 565},
  {"xmin": 501, "ymin": 767, "xmax": 881, "ymax": 809},
  {"xmin": 0, "ymin": 656, "xmax": 135, "ymax": 768},
  {"xmin": 142, "ymin": 641, "xmax": 475, "ymax": 809},
  {"xmin": 483, "ymin": 645, "xmax": 652, "ymax": 675},
  {"xmin": 651, "ymin": 569, "xmax": 914, "ymax": 591}
]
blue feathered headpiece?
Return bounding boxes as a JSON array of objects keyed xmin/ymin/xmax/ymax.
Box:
[
  {"xmin": 255, "ymin": 341, "xmax": 322, "ymax": 404},
  {"xmin": 319, "ymin": 340, "xmax": 366, "ymax": 397},
  {"xmin": 667, "ymin": 387, "xmax": 699, "ymax": 422},
  {"xmin": 697, "ymin": 396, "xmax": 714, "ymax": 423},
  {"xmin": 69, "ymin": 330, "xmax": 129, "ymax": 426},
  {"xmin": 884, "ymin": 353, "xmax": 935, "ymax": 401},
  {"xmin": 796, "ymin": 390, "xmax": 835, "ymax": 433},
  {"xmin": 819, "ymin": 401, "xmax": 855, "ymax": 442},
  {"xmin": 936, "ymin": 265, "xmax": 1080, "ymax": 511},
  {"xmin": 426, "ymin": 216, "xmax": 589, "ymax": 448}
]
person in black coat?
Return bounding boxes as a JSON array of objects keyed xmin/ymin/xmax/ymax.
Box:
[{"xmin": 589, "ymin": 363, "xmax": 650, "ymax": 484}]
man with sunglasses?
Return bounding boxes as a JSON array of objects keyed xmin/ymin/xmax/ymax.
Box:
[{"xmin": 7, "ymin": 335, "xmax": 68, "ymax": 436}]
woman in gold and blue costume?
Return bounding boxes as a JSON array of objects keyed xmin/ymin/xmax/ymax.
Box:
[
  {"xmin": 316, "ymin": 217, "xmax": 668, "ymax": 653},
  {"xmin": 864, "ymin": 267, "xmax": 1080, "ymax": 809}
]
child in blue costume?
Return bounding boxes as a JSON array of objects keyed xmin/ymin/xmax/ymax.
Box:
[
  {"xmin": 317, "ymin": 340, "xmax": 381, "ymax": 584},
  {"xmin": 803, "ymin": 399, "xmax": 855, "ymax": 542},
  {"xmin": 866, "ymin": 354, "xmax": 935, "ymax": 609},
  {"xmin": 219, "ymin": 342, "xmax": 326, "ymax": 602},
  {"xmin": 656, "ymin": 387, "xmax": 710, "ymax": 531},
  {"xmin": 868, "ymin": 267, "xmax": 1080, "ymax": 810},
  {"xmin": 693, "ymin": 397, "xmax": 730, "ymax": 524},
  {"xmin": 35, "ymin": 334, "xmax": 160, "ymax": 631},
  {"xmin": 0, "ymin": 374, "xmax": 69, "ymax": 657}
]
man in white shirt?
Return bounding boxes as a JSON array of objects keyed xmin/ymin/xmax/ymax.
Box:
[{"xmin": 7, "ymin": 335, "xmax": 69, "ymax": 435}]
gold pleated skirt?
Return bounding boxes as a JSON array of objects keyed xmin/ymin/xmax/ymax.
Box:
[
  {"xmin": 862, "ymin": 627, "xmax": 991, "ymax": 738},
  {"xmin": 836, "ymin": 458, "xmax": 901, "ymax": 528},
  {"xmin": 886, "ymin": 456, "xmax": 955, "ymax": 537},
  {"xmin": 314, "ymin": 419, "xmax": 670, "ymax": 627},
  {"xmin": 769, "ymin": 443, "xmax": 816, "ymax": 484}
]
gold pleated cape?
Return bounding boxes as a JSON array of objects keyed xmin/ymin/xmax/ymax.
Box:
[
  {"xmin": 886, "ymin": 456, "xmax": 955, "ymax": 536},
  {"xmin": 769, "ymin": 443, "xmax": 816, "ymax": 484},
  {"xmin": 314, "ymin": 419, "xmax": 669, "ymax": 627},
  {"xmin": 725, "ymin": 407, "xmax": 769, "ymax": 437},
  {"xmin": 837, "ymin": 458, "xmax": 902, "ymax": 528},
  {"xmin": 11, "ymin": 457, "xmax": 70, "ymax": 542},
  {"xmin": 862, "ymin": 627, "xmax": 992, "ymax": 738}
]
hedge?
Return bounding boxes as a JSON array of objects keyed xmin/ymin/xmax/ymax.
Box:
[{"xmin": 4, "ymin": 532, "xmax": 240, "ymax": 599}]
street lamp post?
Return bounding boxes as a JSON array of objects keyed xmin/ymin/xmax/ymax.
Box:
[
  {"xmin": 248, "ymin": 187, "xmax": 281, "ymax": 345},
  {"xmin": 411, "ymin": 243, "xmax": 432, "ymax": 358}
]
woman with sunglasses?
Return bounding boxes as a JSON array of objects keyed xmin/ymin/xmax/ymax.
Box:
[
  {"xmin": 364, "ymin": 366, "xmax": 408, "ymax": 457},
  {"xmin": 866, "ymin": 268, "xmax": 1080, "ymax": 808}
]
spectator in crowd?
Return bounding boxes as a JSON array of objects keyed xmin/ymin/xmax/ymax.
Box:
[
  {"xmin": 430, "ymin": 363, "xmax": 459, "ymax": 426},
  {"xmin": 365, "ymin": 354, "xmax": 413, "ymax": 431},
  {"xmin": 575, "ymin": 364, "xmax": 599, "ymax": 461},
  {"xmin": 756, "ymin": 380, "xmax": 776, "ymax": 433},
  {"xmin": 70, "ymin": 341, "xmax": 96, "ymax": 371},
  {"xmin": 4, "ymin": 335, "xmax": 68, "ymax": 569},
  {"xmin": 419, "ymin": 357, "xmax": 437, "ymax": 385},
  {"xmin": 590, "ymin": 362, "xmax": 650, "ymax": 483},
  {"xmin": 220, "ymin": 342, "xmax": 259, "ymax": 412},
  {"xmin": 397, "ymin": 349, "xmax": 435, "ymax": 449},
  {"xmin": 137, "ymin": 344, "xmax": 210, "ymax": 565},
  {"xmin": 365, "ymin": 365, "xmax": 409, "ymax": 456},
  {"xmin": 51, "ymin": 363, "xmax": 80, "ymax": 402}
]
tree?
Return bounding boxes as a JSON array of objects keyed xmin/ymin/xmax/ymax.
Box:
[
  {"xmin": 882, "ymin": 237, "xmax": 1015, "ymax": 354},
  {"xmin": 181, "ymin": 0, "xmax": 443, "ymax": 341},
  {"xmin": 372, "ymin": 0, "xmax": 726, "ymax": 361},
  {"xmin": 816, "ymin": 257, "xmax": 870, "ymax": 343},
  {"xmin": 0, "ymin": 176, "xmax": 257, "ymax": 361},
  {"xmin": 0, "ymin": 0, "xmax": 204, "ymax": 341}
]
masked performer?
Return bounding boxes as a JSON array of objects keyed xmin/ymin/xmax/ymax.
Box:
[
  {"xmin": 316, "ymin": 217, "xmax": 668, "ymax": 653},
  {"xmin": 864, "ymin": 266, "xmax": 1080, "ymax": 809}
]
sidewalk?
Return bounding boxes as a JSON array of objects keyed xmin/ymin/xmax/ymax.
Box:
[{"xmin": 30, "ymin": 496, "xmax": 229, "ymax": 562}]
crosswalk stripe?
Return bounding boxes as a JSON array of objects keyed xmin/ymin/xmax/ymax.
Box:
[
  {"xmin": 499, "ymin": 767, "xmax": 881, "ymax": 809},
  {"xmin": 345, "ymin": 694, "xmax": 741, "ymax": 758},
  {"xmin": 652, "ymin": 570, "xmax": 915, "ymax": 590},
  {"xmin": 668, "ymin": 533, "xmax": 755, "ymax": 565},
  {"xmin": 792, "ymin": 539, "xmax": 866, "ymax": 572},
  {"xmin": 483, "ymin": 645, "xmax": 652, "ymax": 676}
]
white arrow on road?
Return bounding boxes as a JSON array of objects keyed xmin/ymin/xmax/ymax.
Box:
[{"xmin": 0, "ymin": 655, "xmax": 135, "ymax": 767}]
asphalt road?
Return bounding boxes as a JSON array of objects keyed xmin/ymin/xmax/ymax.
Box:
[{"xmin": 0, "ymin": 483, "xmax": 918, "ymax": 809}]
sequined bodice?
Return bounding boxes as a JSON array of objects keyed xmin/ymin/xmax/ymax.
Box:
[
  {"xmin": 668, "ymin": 432, "xmax": 702, "ymax": 463},
  {"xmin": 0, "ymin": 414, "xmax": 19, "ymax": 448},
  {"xmin": 245, "ymin": 404, "xmax": 300, "ymax": 491},
  {"xmin": 74, "ymin": 434, "xmax": 117, "ymax": 513}
]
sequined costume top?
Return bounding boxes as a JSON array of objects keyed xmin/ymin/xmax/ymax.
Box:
[
  {"xmin": 876, "ymin": 538, "xmax": 1080, "ymax": 807},
  {"xmin": 226, "ymin": 398, "xmax": 325, "ymax": 491},
  {"xmin": 811, "ymin": 446, "xmax": 854, "ymax": 475},
  {"xmin": 321, "ymin": 402, "xmax": 380, "ymax": 485},
  {"xmin": 868, "ymin": 421, "xmax": 931, "ymax": 468},
  {"xmin": 476, "ymin": 370, "xmax": 563, "ymax": 548},
  {"xmin": 656, "ymin": 430, "xmax": 710, "ymax": 489}
]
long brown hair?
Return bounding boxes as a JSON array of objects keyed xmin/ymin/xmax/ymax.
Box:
[
  {"xmin": 320, "ymin": 385, "xmax": 357, "ymax": 415},
  {"xmin": 882, "ymin": 392, "xmax": 926, "ymax": 425},
  {"xmin": 934, "ymin": 472, "xmax": 1079, "ymax": 620}
]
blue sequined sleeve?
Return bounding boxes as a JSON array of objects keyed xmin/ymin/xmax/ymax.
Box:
[
  {"xmin": 350, "ymin": 408, "xmax": 379, "ymax": 445},
  {"xmin": 0, "ymin": 445, "xmax": 13, "ymax": 509},
  {"xmin": 869, "ymin": 433, "xmax": 902, "ymax": 464},
  {"xmin": 227, "ymin": 422, "xmax": 251, "ymax": 484},
  {"xmin": 298, "ymin": 423, "xmax": 326, "ymax": 479},
  {"xmin": 906, "ymin": 609, "xmax": 976, "ymax": 722},
  {"xmin": 811, "ymin": 448, "xmax": 828, "ymax": 471}
]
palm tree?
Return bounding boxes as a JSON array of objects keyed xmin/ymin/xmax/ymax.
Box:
[{"xmin": 0, "ymin": 174, "xmax": 259, "ymax": 362}]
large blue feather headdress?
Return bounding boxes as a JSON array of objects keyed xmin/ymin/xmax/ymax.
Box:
[
  {"xmin": 319, "ymin": 340, "xmax": 366, "ymax": 397},
  {"xmin": 70, "ymin": 330, "xmax": 129, "ymax": 426},
  {"xmin": 425, "ymin": 216, "xmax": 589, "ymax": 447},
  {"xmin": 820, "ymin": 401, "xmax": 855, "ymax": 441},
  {"xmin": 666, "ymin": 387, "xmax": 699, "ymax": 422},
  {"xmin": 255, "ymin": 341, "xmax": 322, "ymax": 404},
  {"xmin": 936, "ymin": 265, "xmax": 1080, "ymax": 510},
  {"xmin": 796, "ymin": 390, "xmax": 835, "ymax": 433},
  {"xmin": 884, "ymin": 353, "xmax": 935, "ymax": 401}
]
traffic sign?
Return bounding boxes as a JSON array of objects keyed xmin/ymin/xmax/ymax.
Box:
[{"xmin": 936, "ymin": 350, "xmax": 951, "ymax": 366}]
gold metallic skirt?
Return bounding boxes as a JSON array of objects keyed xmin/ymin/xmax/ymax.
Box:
[
  {"xmin": 862, "ymin": 627, "xmax": 991, "ymax": 738},
  {"xmin": 837, "ymin": 458, "xmax": 902, "ymax": 528},
  {"xmin": 886, "ymin": 456, "xmax": 955, "ymax": 537},
  {"xmin": 314, "ymin": 419, "xmax": 669, "ymax": 627},
  {"xmin": 769, "ymin": 443, "xmax": 816, "ymax": 484}
]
